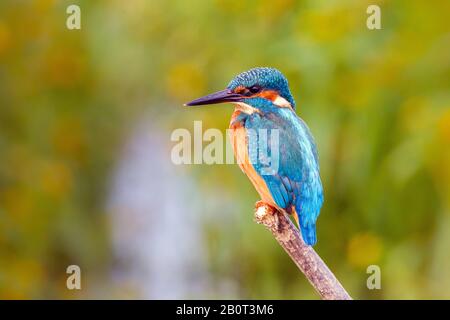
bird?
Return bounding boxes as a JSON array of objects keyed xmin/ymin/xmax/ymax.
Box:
[{"xmin": 185, "ymin": 67, "xmax": 323, "ymax": 246}]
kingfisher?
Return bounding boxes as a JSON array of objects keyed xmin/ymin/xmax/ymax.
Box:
[{"xmin": 185, "ymin": 67, "xmax": 323, "ymax": 246}]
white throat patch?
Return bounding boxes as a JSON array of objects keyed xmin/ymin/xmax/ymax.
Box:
[
  {"xmin": 273, "ymin": 95, "xmax": 292, "ymax": 109},
  {"xmin": 234, "ymin": 102, "xmax": 259, "ymax": 114}
]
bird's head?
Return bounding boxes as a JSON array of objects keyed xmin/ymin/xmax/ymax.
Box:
[{"xmin": 185, "ymin": 67, "xmax": 296, "ymax": 114}]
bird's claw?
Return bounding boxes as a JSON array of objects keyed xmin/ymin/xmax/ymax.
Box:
[{"xmin": 254, "ymin": 201, "xmax": 282, "ymax": 231}]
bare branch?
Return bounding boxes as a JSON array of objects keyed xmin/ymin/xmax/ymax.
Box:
[{"xmin": 254, "ymin": 201, "xmax": 352, "ymax": 300}]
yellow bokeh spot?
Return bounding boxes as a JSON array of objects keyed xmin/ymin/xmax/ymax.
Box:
[
  {"xmin": 0, "ymin": 259, "xmax": 45, "ymax": 299},
  {"xmin": 38, "ymin": 160, "xmax": 73, "ymax": 199},
  {"xmin": 0, "ymin": 21, "xmax": 12, "ymax": 55},
  {"xmin": 43, "ymin": 49, "xmax": 85, "ymax": 88},
  {"xmin": 334, "ymin": 72, "xmax": 372, "ymax": 110},
  {"xmin": 301, "ymin": 6, "xmax": 359, "ymax": 43},
  {"xmin": 438, "ymin": 109, "xmax": 450, "ymax": 143},
  {"xmin": 1, "ymin": 187, "xmax": 33, "ymax": 221},
  {"xmin": 34, "ymin": 0, "xmax": 57, "ymax": 11},
  {"xmin": 214, "ymin": 0, "xmax": 246, "ymax": 14},
  {"xmin": 257, "ymin": 0, "xmax": 294, "ymax": 21},
  {"xmin": 52, "ymin": 117, "xmax": 86, "ymax": 162},
  {"xmin": 347, "ymin": 232, "xmax": 383, "ymax": 268},
  {"xmin": 166, "ymin": 63, "xmax": 205, "ymax": 101},
  {"xmin": 399, "ymin": 96, "xmax": 429, "ymax": 133}
]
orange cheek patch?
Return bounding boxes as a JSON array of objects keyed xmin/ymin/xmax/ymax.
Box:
[
  {"xmin": 234, "ymin": 86, "xmax": 247, "ymax": 94},
  {"xmin": 258, "ymin": 90, "xmax": 279, "ymax": 101},
  {"xmin": 257, "ymin": 90, "xmax": 293, "ymax": 109},
  {"xmin": 235, "ymin": 89, "xmax": 292, "ymax": 109}
]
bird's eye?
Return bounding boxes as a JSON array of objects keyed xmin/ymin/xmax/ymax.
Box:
[{"xmin": 248, "ymin": 85, "xmax": 261, "ymax": 94}]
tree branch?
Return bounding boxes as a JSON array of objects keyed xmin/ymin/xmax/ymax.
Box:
[{"xmin": 254, "ymin": 201, "xmax": 352, "ymax": 300}]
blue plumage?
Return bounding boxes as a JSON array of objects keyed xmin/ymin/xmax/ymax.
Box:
[
  {"xmin": 227, "ymin": 68, "xmax": 296, "ymax": 109},
  {"xmin": 240, "ymin": 97, "xmax": 323, "ymax": 245},
  {"xmin": 186, "ymin": 67, "xmax": 324, "ymax": 246}
]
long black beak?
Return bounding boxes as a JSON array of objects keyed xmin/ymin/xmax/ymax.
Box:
[{"xmin": 184, "ymin": 89, "xmax": 242, "ymax": 106}]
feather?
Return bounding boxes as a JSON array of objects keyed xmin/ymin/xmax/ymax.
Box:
[{"xmin": 243, "ymin": 103, "xmax": 323, "ymax": 246}]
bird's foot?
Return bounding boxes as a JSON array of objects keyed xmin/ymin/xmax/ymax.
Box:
[
  {"xmin": 254, "ymin": 201, "xmax": 280, "ymax": 231},
  {"xmin": 255, "ymin": 200, "xmax": 277, "ymax": 215}
]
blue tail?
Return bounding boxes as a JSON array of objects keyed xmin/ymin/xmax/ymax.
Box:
[
  {"xmin": 295, "ymin": 182, "xmax": 323, "ymax": 246},
  {"xmin": 300, "ymin": 223, "xmax": 317, "ymax": 246}
]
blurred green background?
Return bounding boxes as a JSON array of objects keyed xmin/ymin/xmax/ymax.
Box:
[{"xmin": 0, "ymin": 0, "xmax": 449, "ymax": 299}]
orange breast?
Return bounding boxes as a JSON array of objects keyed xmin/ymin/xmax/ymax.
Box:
[{"xmin": 229, "ymin": 110, "xmax": 276, "ymax": 207}]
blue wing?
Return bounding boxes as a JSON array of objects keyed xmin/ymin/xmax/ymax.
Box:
[{"xmin": 246, "ymin": 108, "xmax": 323, "ymax": 246}]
